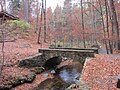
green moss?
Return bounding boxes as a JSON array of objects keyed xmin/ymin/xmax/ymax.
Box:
[
  {"xmin": 0, "ymin": 86, "xmax": 11, "ymax": 90},
  {"xmin": 33, "ymin": 67, "xmax": 44, "ymax": 74},
  {"xmin": 26, "ymin": 73, "xmax": 36, "ymax": 83}
]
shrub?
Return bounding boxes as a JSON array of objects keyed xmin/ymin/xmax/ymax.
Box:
[{"xmin": 10, "ymin": 20, "xmax": 31, "ymax": 31}]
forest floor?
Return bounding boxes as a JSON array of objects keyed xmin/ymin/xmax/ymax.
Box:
[
  {"xmin": 0, "ymin": 32, "xmax": 51, "ymax": 90},
  {"xmin": 0, "ymin": 32, "xmax": 120, "ymax": 90},
  {"xmin": 81, "ymin": 54, "xmax": 120, "ymax": 90}
]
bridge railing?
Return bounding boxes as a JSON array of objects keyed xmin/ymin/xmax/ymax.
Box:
[{"xmin": 49, "ymin": 47, "xmax": 99, "ymax": 54}]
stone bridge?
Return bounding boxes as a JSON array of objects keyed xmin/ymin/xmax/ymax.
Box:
[
  {"xmin": 39, "ymin": 48, "xmax": 95, "ymax": 65},
  {"xmin": 19, "ymin": 48, "xmax": 96, "ymax": 68}
]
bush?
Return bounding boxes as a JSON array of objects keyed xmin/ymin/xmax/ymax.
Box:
[{"xmin": 10, "ymin": 20, "xmax": 31, "ymax": 31}]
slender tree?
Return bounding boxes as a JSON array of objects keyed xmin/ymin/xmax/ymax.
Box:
[
  {"xmin": 81, "ymin": 0, "xmax": 86, "ymax": 48},
  {"xmin": 98, "ymin": 0, "xmax": 109, "ymax": 54},
  {"xmin": 43, "ymin": 0, "xmax": 47, "ymax": 42},
  {"xmin": 0, "ymin": 0, "xmax": 6, "ymax": 11},
  {"xmin": 23, "ymin": 0, "xmax": 29, "ymax": 22},
  {"xmin": 104, "ymin": 0, "xmax": 112, "ymax": 54},
  {"xmin": 108, "ymin": 0, "xmax": 120, "ymax": 50},
  {"xmin": 0, "ymin": 29, "xmax": 5, "ymax": 76},
  {"xmin": 37, "ymin": 0, "xmax": 44, "ymax": 44},
  {"xmin": 35, "ymin": 0, "xmax": 40, "ymax": 33}
]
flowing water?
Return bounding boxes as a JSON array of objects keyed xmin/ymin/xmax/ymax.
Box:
[
  {"xmin": 36, "ymin": 60, "xmax": 83, "ymax": 90},
  {"xmin": 56, "ymin": 66, "xmax": 81, "ymax": 84}
]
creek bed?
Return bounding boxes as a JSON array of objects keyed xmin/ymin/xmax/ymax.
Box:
[{"xmin": 35, "ymin": 59, "xmax": 83, "ymax": 90}]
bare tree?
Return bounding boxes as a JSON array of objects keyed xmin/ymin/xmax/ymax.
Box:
[
  {"xmin": 23, "ymin": 0, "xmax": 29, "ymax": 22},
  {"xmin": 81, "ymin": 0, "xmax": 86, "ymax": 48},
  {"xmin": 98, "ymin": 0, "xmax": 109, "ymax": 54},
  {"xmin": 37, "ymin": 0, "xmax": 44, "ymax": 44},
  {"xmin": 104, "ymin": 0, "xmax": 113, "ymax": 54},
  {"xmin": 35, "ymin": 0, "xmax": 40, "ymax": 33},
  {"xmin": 0, "ymin": 0, "xmax": 6, "ymax": 11},
  {"xmin": 43, "ymin": 0, "xmax": 47, "ymax": 42},
  {"xmin": 108, "ymin": 0, "xmax": 120, "ymax": 50},
  {"xmin": 0, "ymin": 28, "xmax": 5, "ymax": 76}
]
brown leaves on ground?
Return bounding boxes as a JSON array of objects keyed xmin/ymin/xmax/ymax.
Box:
[
  {"xmin": 1, "ymin": 32, "xmax": 120, "ymax": 90},
  {"xmin": 11, "ymin": 71, "xmax": 54, "ymax": 90},
  {"xmin": 0, "ymin": 32, "xmax": 49, "ymax": 66},
  {"xmin": 81, "ymin": 54, "xmax": 120, "ymax": 90},
  {"xmin": 0, "ymin": 32, "xmax": 50, "ymax": 90}
]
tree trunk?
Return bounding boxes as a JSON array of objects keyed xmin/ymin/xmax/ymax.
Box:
[
  {"xmin": 108, "ymin": 0, "xmax": 120, "ymax": 50},
  {"xmin": 44, "ymin": 0, "xmax": 47, "ymax": 42},
  {"xmin": 98, "ymin": 0, "xmax": 109, "ymax": 54},
  {"xmin": 0, "ymin": 30, "xmax": 5, "ymax": 76},
  {"xmin": 91, "ymin": 0, "xmax": 97, "ymax": 45},
  {"xmin": 23, "ymin": 0, "xmax": 29, "ymax": 22},
  {"xmin": 108, "ymin": 3, "xmax": 114, "ymax": 50},
  {"xmin": 35, "ymin": 0, "xmax": 40, "ymax": 33},
  {"xmin": 81, "ymin": 0, "xmax": 86, "ymax": 48},
  {"xmin": 4, "ymin": 0, "xmax": 6, "ymax": 10},
  {"xmin": 0, "ymin": 3, "xmax": 3, "ymax": 11},
  {"xmin": 37, "ymin": 0, "xmax": 44, "ymax": 44},
  {"xmin": 105, "ymin": 0, "xmax": 113, "ymax": 54}
]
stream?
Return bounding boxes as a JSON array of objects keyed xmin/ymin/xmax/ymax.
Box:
[
  {"xmin": 36, "ymin": 59, "xmax": 83, "ymax": 90},
  {"xmin": 58, "ymin": 66, "xmax": 80, "ymax": 84}
]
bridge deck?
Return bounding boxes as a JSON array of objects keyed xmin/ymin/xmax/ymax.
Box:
[
  {"xmin": 49, "ymin": 47, "xmax": 98, "ymax": 54},
  {"xmin": 39, "ymin": 48, "xmax": 94, "ymax": 53}
]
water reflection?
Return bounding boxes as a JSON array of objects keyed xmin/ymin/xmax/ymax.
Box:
[{"xmin": 57, "ymin": 66, "xmax": 81, "ymax": 84}]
